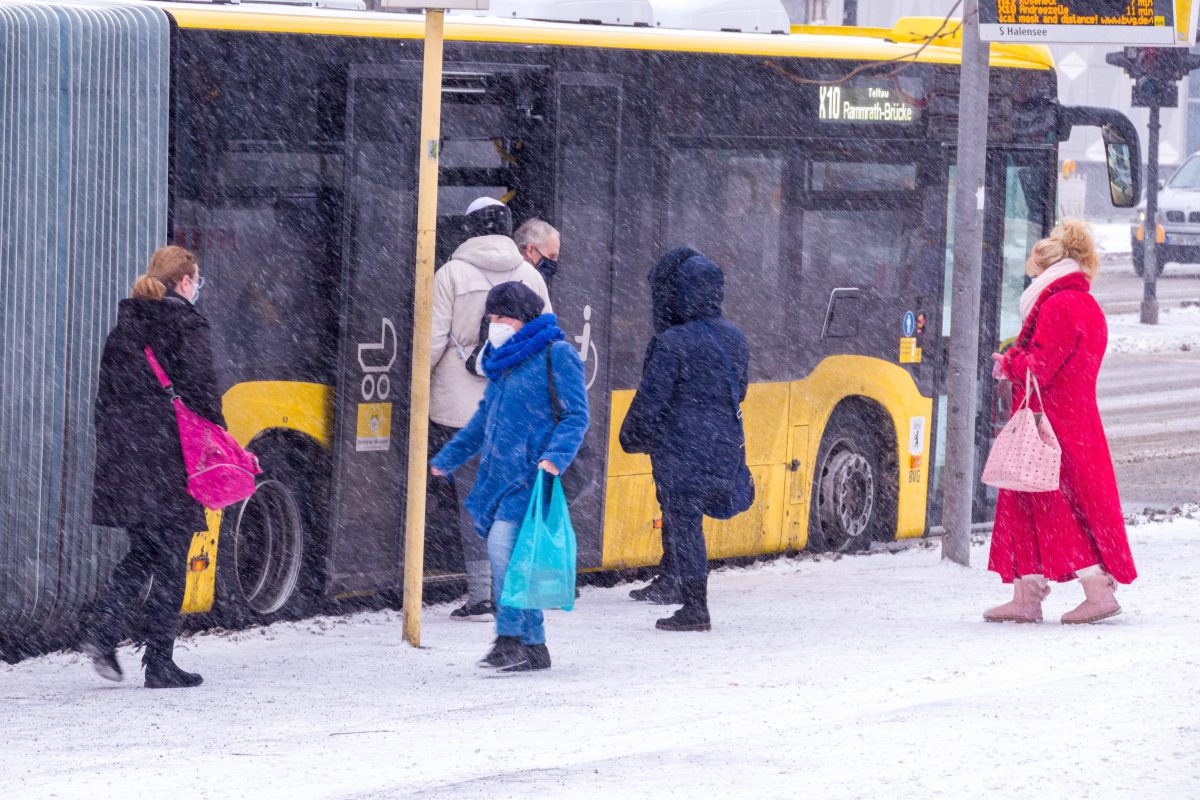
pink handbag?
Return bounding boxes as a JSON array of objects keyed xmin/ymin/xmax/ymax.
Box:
[
  {"xmin": 981, "ymin": 370, "xmax": 1061, "ymax": 493},
  {"xmin": 144, "ymin": 346, "xmax": 261, "ymax": 509}
]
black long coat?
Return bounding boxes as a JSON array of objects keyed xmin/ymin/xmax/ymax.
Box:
[
  {"xmin": 91, "ymin": 296, "xmax": 225, "ymax": 533},
  {"xmin": 619, "ymin": 255, "xmax": 750, "ymax": 498}
]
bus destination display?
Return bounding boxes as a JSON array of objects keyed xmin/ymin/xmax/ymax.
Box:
[
  {"xmin": 816, "ymin": 80, "xmax": 921, "ymax": 124},
  {"xmin": 980, "ymin": 0, "xmax": 1198, "ymax": 45}
]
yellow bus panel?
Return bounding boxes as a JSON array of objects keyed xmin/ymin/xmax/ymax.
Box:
[
  {"xmin": 603, "ymin": 356, "xmax": 932, "ymax": 569},
  {"xmin": 222, "ymin": 381, "xmax": 334, "ymax": 450}
]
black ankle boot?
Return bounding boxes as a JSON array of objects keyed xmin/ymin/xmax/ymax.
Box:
[
  {"xmin": 79, "ymin": 640, "xmax": 123, "ymax": 683},
  {"xmin": 143, "ymin": 649, "xmax": 203, "ymax": 689},
  {"xmin": 479, "ymin": 636, "xmax": 521, "ymax": 668},
  {"xmin": 655, "ymin": 578, "xmax": 711, "ymax": 632},
  {"xmin": 500, "ymin": 643, "xmax": 552, "ymax": 672},
  {"xmin": 629, "ymin": 575, "xmax": 682, "ymax": 605}
]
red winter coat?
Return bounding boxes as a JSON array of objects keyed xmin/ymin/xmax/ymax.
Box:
[{"xmin": 988, "ymin": 271, "xmax": 1137, "ymax": 584}]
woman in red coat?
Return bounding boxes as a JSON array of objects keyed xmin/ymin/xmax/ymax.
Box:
[{"xmin": 984, "ymin": 220, "xmax": 1136, "ymax": 625}]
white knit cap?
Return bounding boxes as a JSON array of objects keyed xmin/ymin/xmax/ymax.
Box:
[{"xmin": 465, "ymin": 196, "xmax": 504, "ymax": 215}]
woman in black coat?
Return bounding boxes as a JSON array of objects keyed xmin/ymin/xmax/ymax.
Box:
[
  {"xmin": 626, "ymin": 246, "xmax": 699, "ymax": 606},
  {"xmin": 620, "ymin": 254, "xmax": 752, "ymax": 632},
  {"xmin": 81, "ymin": 246, "xmax": 224, "ymax": 689}
]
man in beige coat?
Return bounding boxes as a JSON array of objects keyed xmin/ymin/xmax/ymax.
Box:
[{"xmin": 430, "ymin": 197, "xmax": 551, "ymax": 619}]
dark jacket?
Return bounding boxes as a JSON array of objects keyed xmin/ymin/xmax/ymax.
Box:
[
  {"xmin": 91, "ymin": 295, "xmax": 225, "ymax": 533},
  {"xmin": 619, "ymin": 255, "xmax": 750, "ymax": 498}
]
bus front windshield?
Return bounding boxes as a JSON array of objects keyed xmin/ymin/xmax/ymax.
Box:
[{"xmin": 1168, "ymin": 156, "xmax": 1200, "ymax": 189}]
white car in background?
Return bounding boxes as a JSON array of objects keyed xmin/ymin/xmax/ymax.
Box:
[{"xmin": 1131, "ymin": 154, "xmax": 1200, "ymax": 276}]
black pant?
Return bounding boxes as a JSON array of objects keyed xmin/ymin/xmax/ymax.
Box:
[
  {"xmin": 91, "ymin": 525, "xmax": 190, "ymax": 661},
  {"xmin": 660, "ymin": 491, "xmax": 708, "ymax": 582}
]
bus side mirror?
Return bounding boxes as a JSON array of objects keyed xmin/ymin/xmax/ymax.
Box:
[{"xmin": 1103, "ymin": 123, "xmax": 1137, "ymax": 208}]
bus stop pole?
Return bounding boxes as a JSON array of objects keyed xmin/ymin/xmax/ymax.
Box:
[
  {"xmin": 403, "ymin": 8, "xmax": 446, "ymax": 647},
  {"xmin": 942, "ymin": 0, "xmax": 990, "ymax": 567},
  {"xmin": 1141, "ymin": 103, "xmax": 1160, "ymax": 324}
]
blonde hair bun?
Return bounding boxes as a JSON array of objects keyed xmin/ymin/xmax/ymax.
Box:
[
  {"xmin": 1052, "ymin": 218, "xmax": 1099, "ymax": 279},
  {"xmin": 131, "ymin": 246, "xmax": 198, "ymax": 300}
]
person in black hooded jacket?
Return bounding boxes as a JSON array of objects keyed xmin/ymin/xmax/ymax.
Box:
[
  {"xmin": 620, "ymin": 253, "xmax": 751, "ymax": 631},
  {"xmin": 80, "ymin": 246, "xmax": 224, "ymax": 689},
  {"xmin": 626, "ymin": 246, "xmax": 699, "ymax": 606}
]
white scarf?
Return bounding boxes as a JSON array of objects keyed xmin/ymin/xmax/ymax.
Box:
[{"xmin": 1018, "ymin": 258, "xmax": 1083, "ymax": 322}]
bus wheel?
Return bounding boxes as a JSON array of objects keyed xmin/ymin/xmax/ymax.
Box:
[
  {"xmin": 215, "ymin": 436, "xmax": 327, "ymax": 627},
  {"xmin": 809, "ymin": 409, "xmax": 897, "ymax": 553}
]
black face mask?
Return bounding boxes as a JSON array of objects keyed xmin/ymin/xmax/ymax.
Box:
[{"xmin": 536, "ymin": 257, "xmax": 559, "ymax": 280}]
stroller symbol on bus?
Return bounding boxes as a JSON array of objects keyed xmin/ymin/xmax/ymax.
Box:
[{"xmin": 358, "ymin": 318, "xmax": 397, "ymax": 401}]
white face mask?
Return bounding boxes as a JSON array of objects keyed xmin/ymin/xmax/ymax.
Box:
[{"xmin": 487, "ymin": 322, "xmax": 516, "ymax": 349}]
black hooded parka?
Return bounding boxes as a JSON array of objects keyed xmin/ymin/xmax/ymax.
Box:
[
  {"xmin": 619, "ymin": 255, "xmax": 751, "ymax": 499},
  {"xmin": 91, "ymin": 295, "xmax": 225, "ymax": 534}
]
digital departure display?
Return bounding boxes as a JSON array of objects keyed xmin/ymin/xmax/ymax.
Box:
[
  {"xmin": 816, "ymin": 80, "xmax": 922, "ymax": 125},
  {"xmin": 980, "ymin": 0, "xmax": 1196, "ymax": 44}
]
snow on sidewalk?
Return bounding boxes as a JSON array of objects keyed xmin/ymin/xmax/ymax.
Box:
[
  {"xmin": 3, "ymin": 513, "xmax": 1199, "ymax": 800},
  {"xmin": 1108, "ymin": 304, "xmax": 1200, "ymax": 354}
]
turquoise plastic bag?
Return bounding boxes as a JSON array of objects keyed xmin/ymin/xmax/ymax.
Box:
[{"xmin": 500, "ymin": 471, "xmax": 577, "ymax": 611}]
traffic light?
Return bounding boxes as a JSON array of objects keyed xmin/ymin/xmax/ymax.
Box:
[{"xmin": 1106, "ymin": 47, "xmax": 1200, "ymax": 108}]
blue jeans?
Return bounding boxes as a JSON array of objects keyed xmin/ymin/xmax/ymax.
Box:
[{"xmin": 487, "ymin": 519, "xmax": 545, "ymax": 645}]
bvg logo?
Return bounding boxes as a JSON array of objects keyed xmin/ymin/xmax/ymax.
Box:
[{"xmin": 355, "ymin": 318, "xmax": 397, "ymax": 452}]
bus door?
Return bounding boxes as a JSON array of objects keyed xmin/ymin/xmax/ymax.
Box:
[
  {"xmin": 929, "ymin": 149, "xmax": 1053, "ymax": 525},
  {"xmin": 422, "ymin": 61, "xmax": 553, "ymax": 573},
  {"xmin": 326, "ymin": 64, "xmax": 421, "ymax": 595},
  {"xmin": 551, "ymin": 72, "xmax": 623, "ymax": 568}
]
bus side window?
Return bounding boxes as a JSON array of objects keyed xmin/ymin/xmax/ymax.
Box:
[{"xmin": 822, "ymin": 288, "xmax": 861, "ymax": 338}]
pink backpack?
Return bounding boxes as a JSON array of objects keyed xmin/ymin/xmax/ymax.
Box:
[
  {"xmin": 144, "ymin": 346, "xmax": 261, "ymax": 509},
  {"xmin": 981, "ymin": 370, "xmax": 1062, "ymax": 493}
]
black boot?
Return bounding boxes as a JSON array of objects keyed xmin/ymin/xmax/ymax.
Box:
[
  {"xmin": 143, "ymin": 644, "xmax": 202, "ymax": 689},
  {"xmin": 78, "ymin": 640, "xmax": 123, "ymax": 683},
  {"xmin": 500, "ymin": 643, "xmax": 552, "ymax": 672},
  {"xmin": 629, "ymin": 574, "xmax": 682, "ymax": 605},
  {"xmin": 655, "ymin": 578, "xmax": 711, "ymax": 632},
  {"xmin": 479, "ymin": 636, "xmax": 521, "ymax": 668}
]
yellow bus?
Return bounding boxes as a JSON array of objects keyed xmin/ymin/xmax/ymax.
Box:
[{"xmin": 0, "ymin": 1, "xmax": 1138, "ymax": 649}]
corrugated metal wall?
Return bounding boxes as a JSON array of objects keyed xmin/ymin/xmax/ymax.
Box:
[{"xmin": 0, "ymin": 1, "xmax": 169, "ymax": 656}]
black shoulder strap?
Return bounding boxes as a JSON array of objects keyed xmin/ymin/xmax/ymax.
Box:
[{"xmin": 546, "ymin": 345, "xmax": 562, "ymax": 423}]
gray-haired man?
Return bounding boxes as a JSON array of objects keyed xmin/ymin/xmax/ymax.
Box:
[{"xmin": 514, "ymin": 218, "xmax": 561, "ymax": 292}]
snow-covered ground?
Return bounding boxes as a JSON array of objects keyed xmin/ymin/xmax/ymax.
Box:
[
  {"xmin": 1108, "ymin": 304, "xmax": 1200, "ymax": 354},
  {"xmin": 3, "ymin": 511, "xmax": 1199, "ymax": 800}
]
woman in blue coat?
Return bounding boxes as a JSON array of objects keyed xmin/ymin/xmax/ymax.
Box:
[
  {"xmin": 432, "ymin": 282, "xmax": 589, "ymax": 671},
  {"xmin": 620, "ymin": 254, "xmax": 752, "ymax": 632}
]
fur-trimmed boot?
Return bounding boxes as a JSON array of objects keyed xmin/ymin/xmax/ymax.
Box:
[
  {"xmin": 1061, "ymin": 574, "xmax": 1121, "ymax": 624},
  {"xmin": 983, "ymin": 577, "xmax": 1050, "ymax": 623}
]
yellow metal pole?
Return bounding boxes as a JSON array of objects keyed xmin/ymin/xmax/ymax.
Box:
[{"xmin": 403, "ymin": 8, "xmax": 445, "ymax": 647}]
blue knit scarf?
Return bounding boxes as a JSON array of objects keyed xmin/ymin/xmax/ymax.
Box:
[{"xmin": 481, "ymin": 313, "xmax": 564, "ymax": 379}]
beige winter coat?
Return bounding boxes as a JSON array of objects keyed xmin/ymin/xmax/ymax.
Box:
[{"xmin": 430, "ymin": 235, "xmax": 552, "ymax": 428}]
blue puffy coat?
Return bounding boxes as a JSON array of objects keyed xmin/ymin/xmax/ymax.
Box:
[
  {"xmin": 431, "ymin": 314, "xmax": 589, "ymax": 536},
  {"xmin": 619, "ymin": 256, "xmax": 751, "ymax": 499}
]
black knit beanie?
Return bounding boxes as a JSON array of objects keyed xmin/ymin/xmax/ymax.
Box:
[{"xmin": 485, "ymin": 281, "xmax": 544, "ymax": 323}]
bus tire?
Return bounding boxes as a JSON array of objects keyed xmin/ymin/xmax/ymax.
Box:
[
  {"xmin": 808, "ymin": 405, "xmax": 899, "ymax": 554},
  {"xmin": 214, "ymin": 433, "xmax": 328, "ymax": 627}
]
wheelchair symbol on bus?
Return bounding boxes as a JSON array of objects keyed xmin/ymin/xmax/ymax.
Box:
[
  {"xmin": 358, "ymin": 317, "xmax": 397, "ymax": 401},
  {"xmin": 574, "ymin": 304, "xmax": 599, "ymax": 390}
]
